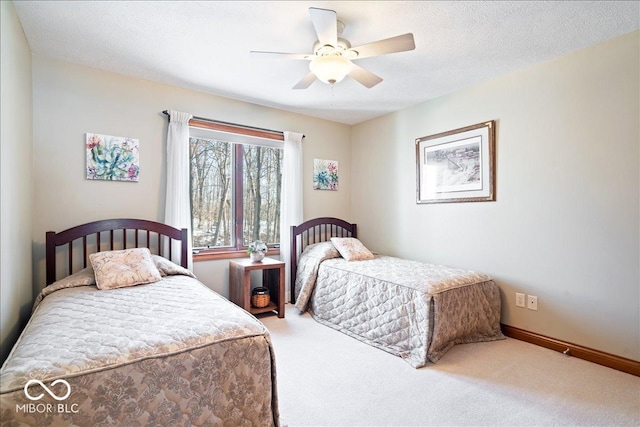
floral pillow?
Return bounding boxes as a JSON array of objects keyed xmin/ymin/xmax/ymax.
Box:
[
  {"xmin": 330, "ymin": 237, "xmax": 375, "ymax": 261},
  {"xmin": 89, "ymin": 248, "xmax": 162, "ymax": 290}
]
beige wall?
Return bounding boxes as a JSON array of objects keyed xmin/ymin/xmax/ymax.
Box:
[
  {"xmin": 31, "ymin": 56, "xmax": 351, "ymax": 297},
  {"xmin": 6, "ymin": 11, "xmax": 638, "ymax": 364},
  {"xmin": 1, "ymin": 1, "xmax": 34, "ymax": 363},
  {"xmin": 351, "ymin": 31, "xmax": 640, "ymax": 361}
]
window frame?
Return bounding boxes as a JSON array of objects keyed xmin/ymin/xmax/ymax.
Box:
[{"xmin": 188, "ymin": 118, "xmax": 284, "ymax": 262}]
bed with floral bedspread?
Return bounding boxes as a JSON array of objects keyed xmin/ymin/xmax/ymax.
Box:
[
  {"xmin": 0, "ymin": 219, "xmax": 279, "ymax": 426},
  {"xmin": 291, "ymin": 217, "xmax": 504, "ymax": 368}
]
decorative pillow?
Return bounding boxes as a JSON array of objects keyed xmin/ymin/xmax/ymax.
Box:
[
  {"xmin": 151, "ymin": 255, "xmax": 196, "ymax": 278},
  {"xmin": 330, "ymin": 237, "xmax": 375, "ymax": 261},
  {"xmin": 89, "ymin": 248, "xmax": 162, "ymax": 290}
]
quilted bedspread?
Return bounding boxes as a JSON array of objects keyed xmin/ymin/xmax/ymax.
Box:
[
  {"xmin": 295, "ymin": 243, "xmax": 504, "ymax": 368},
  {"xmin": 0, "ymin": 273, "xmax": 279, "ymax": 426}
]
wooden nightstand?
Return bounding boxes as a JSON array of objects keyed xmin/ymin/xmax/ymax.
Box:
[{"xmin": 229, "ymin": 257, "xmax": 285, "ymax": 318}]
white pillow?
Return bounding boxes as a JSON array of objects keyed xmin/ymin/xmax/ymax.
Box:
[
  {"xmin": 330, "ymin": 237, "xmax": 375, "ymax": 261},
  {"xmin": 89, "ymin": 248, "xmax": 162, "ymax": 290}
]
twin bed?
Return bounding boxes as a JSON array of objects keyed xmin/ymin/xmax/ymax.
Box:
[
  {"xmin": 1, "ymin": 215, "xmax": 503, "ymax": 425},
  {"xmin": 0, "ymin": 219, "xmax": 279, "ymax": 427},
  {"xmin": 290, "ymin": 217, "xmax": 504, "ymax": 368}
]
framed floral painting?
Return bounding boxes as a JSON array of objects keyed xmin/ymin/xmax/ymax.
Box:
[
  {"xmin": 86, "ymin": 133, "xmax": 139, "ymax": 182},
  {"xmin": 313, "ymin": 159, "xmax": 338, "ymax": 191}
]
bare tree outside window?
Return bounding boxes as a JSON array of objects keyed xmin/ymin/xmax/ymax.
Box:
[
  {"xmin": 243, "ymin": 145, "xmax": 282, "ymax": 245},
  {"xmin": 190, "ymin": 137, "xmax": 282, "ymax": 250}
]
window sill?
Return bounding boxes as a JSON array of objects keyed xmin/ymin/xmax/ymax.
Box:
[{"xmin": 193, "ymin": 248, "xmax": 280, "ymax": 262}]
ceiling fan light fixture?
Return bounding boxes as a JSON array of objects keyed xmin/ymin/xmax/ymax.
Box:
[
  {"xmin": 251, "ymin": 7, "xmax": 415, "ymax": 89},
  {"xmin": 309, "ymin": 54, "xmax": 353, "ymax": 85}
]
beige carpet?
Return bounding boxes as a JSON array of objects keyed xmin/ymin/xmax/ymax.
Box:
[{"xmin": 260, "ymin": 305, "xmax": 640, "ymax": 427}]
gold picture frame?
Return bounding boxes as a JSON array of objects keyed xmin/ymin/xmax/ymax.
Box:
[{"xmin": 416, "ymin": 120, "xmax": 495, "ymax": 204}]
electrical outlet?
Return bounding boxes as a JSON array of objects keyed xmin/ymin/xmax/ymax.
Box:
[
  {"xmin": 527, "ymin": 295, "xmax": 538, "ymax": 311},
  {"xmin": 516, "ymin": 293, "xmax": 526, "ymax": 308}
]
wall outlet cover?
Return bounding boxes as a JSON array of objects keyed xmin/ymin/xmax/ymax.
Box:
[{"xmin": 516, "ymin": 292, "xmax": 526, "ymax": 308}]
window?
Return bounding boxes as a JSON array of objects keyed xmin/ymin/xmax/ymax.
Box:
[{"xmin": 189, "ymin": 136, "xmax": 283, "ymax": 256}]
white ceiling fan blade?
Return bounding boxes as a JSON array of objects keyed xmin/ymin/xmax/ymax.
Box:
[
  {"xmin": 251, "ymin": 51, "xmax": 313, "ymax": 60},
  {"xmin": 293, "ymin": 72, "xmax": 317, "ymax": 89},
  {"xmin": 309, "ymin": 7, "xmax": 337, "ymax": 47},
  {"xmin": 348, "ymin": 64, "xmax": 383, "ymax": 88},
  {"xmin": 348, "ymin": 33, "xmax": 415, "ymax": 59}
]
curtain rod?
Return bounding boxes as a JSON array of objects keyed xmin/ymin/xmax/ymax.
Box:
[{"xmin": 162, "ymin": 110, "xmax": 293, "ymax": 137}]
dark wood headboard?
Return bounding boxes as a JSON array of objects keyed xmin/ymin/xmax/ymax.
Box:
[
  {"xmin": 45, "ymin": 218, "xmax": 188, "ymax": 286},
  {"xmin": 289, "ymin": 217, "xmax": 357, "ymax": 303}
]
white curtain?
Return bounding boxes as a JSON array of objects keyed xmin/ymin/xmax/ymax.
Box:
[
  {"xmin": 280, "ymin": 131, "xmax": 304, "ymax": 303},
  {"xmin": 165, "ymin": 110, "xmax": 193, "ymax": 270}
]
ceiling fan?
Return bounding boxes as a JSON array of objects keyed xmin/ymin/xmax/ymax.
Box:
[{"xmin": 250, "ymin": 7, "xmax": 416, "ymax": 89}]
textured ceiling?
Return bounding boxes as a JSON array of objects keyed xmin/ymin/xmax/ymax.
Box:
[{"xmin": 13, "ymin": 1, "xmax": 640, "ymax": 125}]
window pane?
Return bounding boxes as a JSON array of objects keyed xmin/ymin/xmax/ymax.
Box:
[
  {"xmin": 190, "ymin": 137, "xmax": 232, "ymax": 248},
  {"xmin": 242, "ymin": 145, "xmax": 282, "ymax": 245}
]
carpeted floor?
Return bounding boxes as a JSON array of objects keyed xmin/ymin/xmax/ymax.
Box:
[{"xmin": 260, "ymin": 305, "xmax": 640, "ymax": 427}]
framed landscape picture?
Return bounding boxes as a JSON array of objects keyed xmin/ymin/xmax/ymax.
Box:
[{"xmin": 416, "ymin": 120, "xmax": 495, "ymax": 203}]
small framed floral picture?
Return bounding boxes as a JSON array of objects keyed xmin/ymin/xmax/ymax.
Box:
[
  {"xmin": 313, "ymin": 159, "xmax": 338, "ymax": 191},
  {"xmin": 86, "ymin": 133, "xmax": 139, "ymax": 182}
]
